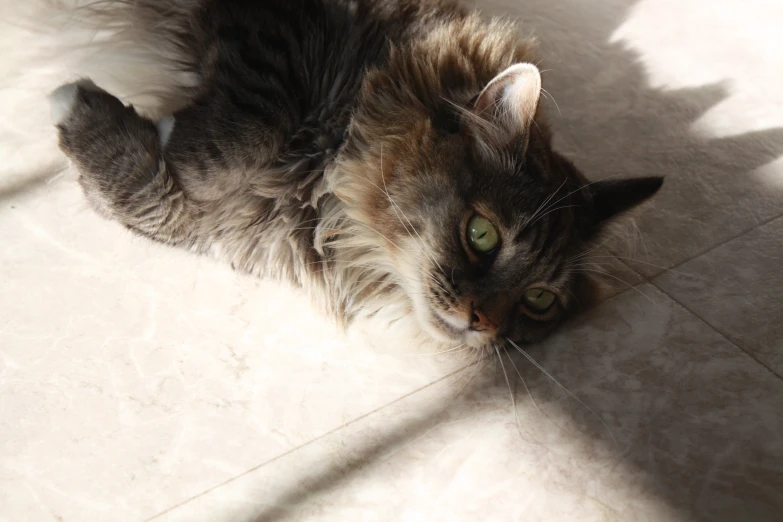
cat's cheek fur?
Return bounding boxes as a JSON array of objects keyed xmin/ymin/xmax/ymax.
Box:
[{"xmin": 390, "ymin": 242, "xmax": 456, "ymax": 342}]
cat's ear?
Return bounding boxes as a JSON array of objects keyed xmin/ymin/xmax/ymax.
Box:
[
  {"xmin": 589, "ymin": 176, "xmax": 664, "ymax": 224},
  {"xmin": 473, "ymin": 63, "xmax": 542, "ymax": 137}
]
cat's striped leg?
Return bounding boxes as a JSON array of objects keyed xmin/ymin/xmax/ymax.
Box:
[{"xmin": 50, "ymin": 80, "xmax": 195, "ymax": 246}]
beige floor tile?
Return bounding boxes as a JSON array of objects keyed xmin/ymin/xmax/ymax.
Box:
[
  {"xmin": 154, "ymin": 286, "xmax": 783, "ymax": 522},
  {"xmin": 654, "ymin": 215, "xmax": 783, "ymax": 375},
  {"xmin": 0, "ymin": 181, "xmax": 462, "ymax": 522}
]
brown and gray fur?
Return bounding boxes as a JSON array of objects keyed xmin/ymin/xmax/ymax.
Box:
[{"xmin": 49, "ymin": 0, "xmax": 662, "ymax": 350}]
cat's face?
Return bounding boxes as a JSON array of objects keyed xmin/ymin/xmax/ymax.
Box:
[{"xmin": 339, "ymin": 64, "xmax": 662, "ymax": 348}]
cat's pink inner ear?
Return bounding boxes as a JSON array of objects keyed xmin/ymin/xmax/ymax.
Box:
[{"xmin": 474, "ymin": 63, "xmax": 542, "ymax": 131}]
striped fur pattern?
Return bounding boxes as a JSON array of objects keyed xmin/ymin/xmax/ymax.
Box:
[{"xmin": 50, "ymin": 0, "xmax": 663, "ymax": 350}]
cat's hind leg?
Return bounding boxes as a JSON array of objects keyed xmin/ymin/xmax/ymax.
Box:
[{"xmin": 50, "ymin": 80, "xmax": 192, "ymax": 245}]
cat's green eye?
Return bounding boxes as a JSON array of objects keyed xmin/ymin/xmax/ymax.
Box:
[
  {"xmin": 466, "ymin": 215, "xmax": 499, "ymax": 254},
  {"xmin": 523, "ymin": 288, "xmax": 556, "ymax": 313}
]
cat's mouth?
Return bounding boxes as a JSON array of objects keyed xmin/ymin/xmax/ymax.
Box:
[
  {"xmin": 401, "ymin": 261, "xmax": 496, "ymax": 348},
  {"xmin": 424, "ymin": 306, "xmax": 496, "ymax": 349},
  {"xmin": 430, "ymin": 309, "xmax": 464, "ymax": 337}
]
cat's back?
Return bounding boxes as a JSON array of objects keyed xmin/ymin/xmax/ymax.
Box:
[
  {"xmin": 158, "ymin": 0, "xmax": 467, "ymax": 198},
  {"xmin": 191, "ymin": 0, "xmax": 465, "ymax": 120}
]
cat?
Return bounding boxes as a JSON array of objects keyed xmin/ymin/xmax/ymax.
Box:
[{"xmin": 49, "ymin": 0, "xmax": 662, "ymax": 350}]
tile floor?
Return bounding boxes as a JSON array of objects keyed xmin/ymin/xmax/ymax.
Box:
[{"xmin": 1, "ymin": 0, "xmax": 782, "ymax": 521}]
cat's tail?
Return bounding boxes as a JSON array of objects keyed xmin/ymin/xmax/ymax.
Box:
[{"xmin": 1, "ymin": 0, "xmax": 204, "ymax": 117}]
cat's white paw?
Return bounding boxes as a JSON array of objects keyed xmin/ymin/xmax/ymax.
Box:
[
  {"xmin": 156, "ymin": 116, "xmax": 176, "ymax": 148},
  {"xmin": 48, "ymin": 79, "xmax": 105, "ymax": 125}
]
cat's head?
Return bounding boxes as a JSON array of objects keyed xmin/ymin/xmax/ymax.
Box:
[{"xmin": 332, "ymin": 41, "xmax": 661, "ymax": 349}]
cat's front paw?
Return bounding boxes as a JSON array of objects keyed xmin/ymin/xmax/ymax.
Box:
[
  {"xmin": 49, "ymin": 79, "xmax": 164, "ymax": 216},
  {"xmin": 48, "ymin": 79, "xmax": 108, "ymax": 126},
  {"xmin": 48, "ymin": 79, "xmax": 156, "ymax": 166}
]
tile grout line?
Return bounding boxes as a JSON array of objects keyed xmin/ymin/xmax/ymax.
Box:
[
  {"xmin": 612, "ymin": 214, "xmax": 783, "ymax": 381},
  {"xmin": 650, "ymin": 282, "xmax": 783, "ymax": 382},
  {"xmin": 142, "ymin": 360, "xmax": 478, "ymax": 522},
  {"xmin": 595, "ymin": 254, "xmax": 783, "ymax": 380},
  {"xmin": 142, "ymin": 282, "xmax": 641, "ymax": 521},
  {"xmin": 628, "ymin": 212, "xmax": 783, "ymax": 281}
]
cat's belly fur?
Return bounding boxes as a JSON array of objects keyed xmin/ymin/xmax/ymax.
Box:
[{"xmin": 152, "ymin": 0, "xmax": 460, "ymax": 317}]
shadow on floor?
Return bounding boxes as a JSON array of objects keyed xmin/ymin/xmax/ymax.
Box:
[
  {"xmin": 0, "ymin": 165, "xmax": 66, "ymax": 202},
  {"xmin": 235, "ymin": 288, "xmax": 783, "ymax": 522}
]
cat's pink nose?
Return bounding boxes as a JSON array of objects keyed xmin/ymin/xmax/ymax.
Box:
[{"xmin": 469, "ymin": 308, "xmax": 496, "ymax": 332}]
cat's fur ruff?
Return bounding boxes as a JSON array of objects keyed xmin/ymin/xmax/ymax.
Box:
[{"xmin": 48, "ymin": 0, "xmax": 662, "ymax": 350}]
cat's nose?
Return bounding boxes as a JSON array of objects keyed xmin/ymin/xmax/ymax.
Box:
[{"xmin": 469, "ymin": 308, "xmax": 496, "ymax": 332}]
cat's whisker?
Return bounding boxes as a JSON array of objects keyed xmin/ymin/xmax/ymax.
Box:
[
  {"xmin": 568, "ymin": 267, "xmax": 659, "ymax": 307},
  {"xmin": 460, "ymin": 345, "xmax": 480, "ymax": 361},
  {"xmin": 441, "ymin": 96, "xmax": 504, "ymax": 135},
  {"xmin": 337, "ymin": 270, "xmax": 416, "ymax": 286},
  {"xmin": 502, "ymin": 345, "xmax": 555, "ymax": 442},
  {"xmin": 562, "ymin": 285, "xmax": 583, "ymax": 307},
  {"xmin": 502, "ymin": 340, "xmax": 574, "ymax": 426},
  {"xmin": 289, "ymin": 225, "xmax": 321, "ymax": 232},
  {"xmin": 540, "ymin": 87, "xmax": 562, "ymax": 118},
  {"xmin": 585, "ymin": 256, "xmax": 699, "ymax": 279},
  {"xmin": 338, "ymin": 218, "xmax": 406, "ymax": 252},
  {"xmin": 519, "ymin": 178, "xmax": 567, "ymax": 232},
  {"xmin": 378, "ymin": 146, "xmax": 448, "ymax": 278},
  {"xmin": 494, "ymin": 343, "xmax": 530, "ymax": 439},
  {"xmin": 344, "ymin": 278, "xmax": 403, "ymax": 286},
  {"xmin": 348, "ymin": 166, "xmax": 447, "ymax": 282},
  {"xmin": 297, "ymin": 213, "xmax": 399, "ymax": 241},
  {"xmin": 407, "ymin": 259, "xmax": 447, "ymax": 289},
  {"xmin": 569, "ymin": 259, "xmax": 623, "ymax": 270},
  {"xmin": 629, "ymin": 219, "xmax": 651, "ymax": 261},
  {"xmin": 302, "ymin": 260, "xmax": 402, "ymax": 281},
  {"xmin": 293, "ymin": 216, "xmax": 324, "ymax": 226},
  {"xmin": 413, "ymin": 342, "xmax": 467, "ymax": 356},
  {"xmin": 425, "ymin": 277, "xmax": 447, "ymax": 293},
  {"xmin": 567, "ymin": 236, "xmax": 615, "ymax": 263},
  {"xmin": 506, "ymin": 338, "xmax": 620, "ymax": 451},
  {"xmin": 529, "ymin": 116, "xmax": 543, "ymax": 134},
  {"xmin": 303, "ymin": 258, "xmax": 372, "ymax": 269},
  {"xmin": 532, "ymin": 175, "xmax": 624, "ymax": 231},
  {"xmin": 402, "ymin": 215, "xmax": 448, "ymax": 280},
  {"xmin": 453, "ymin": 349, "xmax": 488, "ymax": 397},
  {"xmin": 568, "ymin": 258, "xmax": 615, "ymax": 268},
  {"xmin": 568, "ymin": 263, "xmax": 616, "ymax": 274},
  {"xmin": 525, "ymin": 204, "xmax": 579, "ymax": 230}
]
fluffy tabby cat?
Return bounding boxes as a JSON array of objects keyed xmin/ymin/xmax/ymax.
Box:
[{"xmin": 49, "ymin": 0, "xmax": 662, "ymax": 350}]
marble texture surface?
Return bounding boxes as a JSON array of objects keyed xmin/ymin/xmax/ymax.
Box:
[
  {"xmin": 2, "ymin": 0, "xmax": 783, "ymax": 521},
  {"xmin": 154, "ymin": 286, "xmax": 783, "ymax": 522},
  {"xmin": 655, "ymin": 216, "xmax": 783, "ymax": 376}
]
